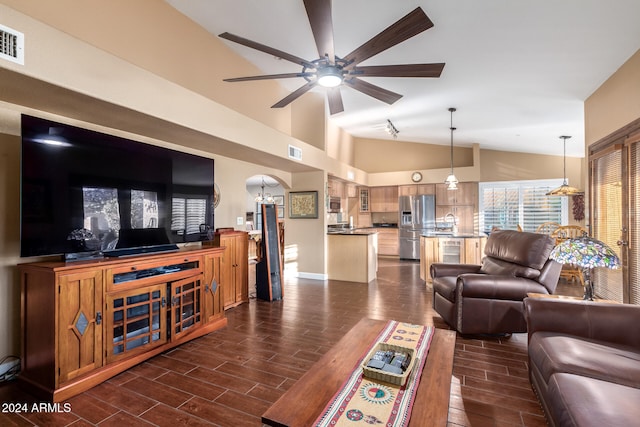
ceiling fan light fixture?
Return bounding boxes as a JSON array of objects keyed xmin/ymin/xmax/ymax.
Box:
[
  {"xmin": 317, "ymin": 66, "xmax": 343, "ymax": 87},
  {"xmin": 546, "ymin": 135, "xmax": 584, "ymax": 196}
]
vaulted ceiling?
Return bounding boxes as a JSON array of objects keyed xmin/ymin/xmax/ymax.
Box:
[{"xmin": 166, "ymin": 0, "xmax": 640, "ymax": 158}]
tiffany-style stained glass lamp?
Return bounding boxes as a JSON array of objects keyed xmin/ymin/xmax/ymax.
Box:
[{"xmin": 549, "ymin": 235, "xmax": 620, "ymax": 300}]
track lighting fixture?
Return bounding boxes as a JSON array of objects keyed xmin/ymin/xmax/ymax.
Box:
[{"xmin": 386, "ymin": 119, "xmax": 399, "ymax": 138}]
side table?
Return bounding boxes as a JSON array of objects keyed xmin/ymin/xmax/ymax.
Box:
[{"xmin": 526, "ymin": 292, "xmax": 620, "ymax": 304}]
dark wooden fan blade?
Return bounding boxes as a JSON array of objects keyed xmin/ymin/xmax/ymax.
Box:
[
  {"xmin": 348, "ymin": 63, "xmax": 445, "ymax": 78},
  {"xmin": 219, "ymin": 32, "xmax": 315, "ymax": 68},
  {"xmin": 327, "ymin": 87, "xmax": 344, "ymax": 115},
  {"xmin": 343, "ymin": 7, "xmax": 433, "ymax": 66},
  {"xmin": 343, "ymin": 78, "xmax": 403, "ymax": 105},
  {"xmin": 224, "ymin": 72, "xmax": 314, "ymax": 82},
  {"xmin": 272, "ymin": 81, "xmax": 317, "ymax": 108},
  {"xmin": 303, "ymin": 0, "xmax": 335, "ymax": 63}
]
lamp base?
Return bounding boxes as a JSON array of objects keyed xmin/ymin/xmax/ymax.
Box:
[{"xmin": 583, "ymin": 280, "xmax": 594, "ymax": 301}]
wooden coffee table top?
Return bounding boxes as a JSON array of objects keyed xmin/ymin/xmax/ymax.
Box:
[{"xmin": 262, "ymin": 317, "xmax": 456, "ymax": 427}]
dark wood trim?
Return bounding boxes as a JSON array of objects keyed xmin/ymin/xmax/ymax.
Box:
[{"xmin": 589, "ymin": 116, "xmax": 640, "ymax": 156}]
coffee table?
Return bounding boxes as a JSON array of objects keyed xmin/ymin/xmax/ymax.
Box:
[{"xmin": 262, "ymin": 318, "xmax": 456, "ymax": 427}]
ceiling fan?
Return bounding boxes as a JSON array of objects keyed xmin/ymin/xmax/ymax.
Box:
[{"xmin": 218, "ymin": 0, "xmax": 445, "ymax": 115}]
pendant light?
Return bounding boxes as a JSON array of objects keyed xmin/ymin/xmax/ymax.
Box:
[
  {"xmin": 546, "ymin": 136, "xmax": 584, "ymax": 196},
  {"xmin": 445, "ymin": 107, "xmax": 458, "ymax": 190},
  {"xmin": 255, "ymin": 176, "xmax": 275, "ymax": 203}
]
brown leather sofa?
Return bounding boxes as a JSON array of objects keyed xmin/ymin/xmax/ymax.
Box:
[
  {"xmin": 430, "ymin": 230, "xmax": 561, "ymax": 334},
  {"xmin": 524, "ymin": 297, "xmax": 640, "ymax": 427}
]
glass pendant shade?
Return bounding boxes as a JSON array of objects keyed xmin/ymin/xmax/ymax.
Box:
[
  {"xmin": 545, "ymin": 181, "xmax": 584, "ymax": 196},
  {"xmin": 547, "ymin": 135, "xmax": 583, "ymax": 196},
  {"xmin": 446, "ymin": 174, "xmax": 458, "ymax": 190},
  {"xmin": 445, "ymin": 107, "xmax": 458, "ymax": 190}
]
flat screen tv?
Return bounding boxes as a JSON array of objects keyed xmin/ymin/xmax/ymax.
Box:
[{"xmin": 20, "ymin": 115, "xmax": 215, "ymax": 260}]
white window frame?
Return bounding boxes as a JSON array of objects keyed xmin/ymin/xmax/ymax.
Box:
[{"xmin": 479, "ymin": 179, "xmax": 568, "ymax": 233}]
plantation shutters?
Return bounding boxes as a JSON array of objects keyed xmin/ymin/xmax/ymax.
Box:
[
  {"xmin": 171, "ymin": 197, "xmax": 207, "ymax": 235},
  {"xmin": 479, "ymin": 180, "xmax": 566, "ymax": 233}
]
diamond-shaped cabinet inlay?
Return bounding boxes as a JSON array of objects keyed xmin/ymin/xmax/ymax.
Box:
[{"xmin": 75, "ymin": 311, "xmax": 89, "ymax": 336}]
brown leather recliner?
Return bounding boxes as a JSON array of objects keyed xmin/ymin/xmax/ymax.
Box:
[{"xmin": 430, "ymin": 230, "xmax": 562, "ymax": 335}]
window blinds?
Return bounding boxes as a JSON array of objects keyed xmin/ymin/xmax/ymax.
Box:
[
  {"xmin": 630, "ymin": 143, "xmax": 640, "ymax": 305},
  {"xmin": 592, "ymin": 149, "xmax": 624, "ymax": 302}
]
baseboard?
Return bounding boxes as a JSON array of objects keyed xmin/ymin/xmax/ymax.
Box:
[{"xmin": 284, "ymin": 271, "xmax": 327, "ymax": 281}]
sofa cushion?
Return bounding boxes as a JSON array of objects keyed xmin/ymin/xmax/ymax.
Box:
[
  {"xmin": 529, "ymin": 332, "xmax": 640, "ymax": 389},
  {"xmin": 432, "ymin": 276, "xmax": 457, "ymax": 303},
  {"xmin": 483, "ymin": 230, "xmax": 554, "ymax": 270},
  {"xmin": 546, "ymin": 373, "xmax": 640, "ymax": 427},
  {"xmin": 479, "ymin": 256, "xmax": 541, "ymax": 279}
]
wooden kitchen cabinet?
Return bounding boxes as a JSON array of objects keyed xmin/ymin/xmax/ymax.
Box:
[
  {"xmin": 375, "ymin": 227, "xmax": 399, "ymax": 256},
  {"xmin": 216, "ymin": 230, "xmax": 249, "ymax": 309},
  {"xmin": 435, "ymin": 182, "xmax": 477, "ymax": 206},
  {"xmin": 435, "ymin": 182, "xmax": 478, "ymax": 234},
  {"xmin": 19, "ymin": 246, "xmax": 227, "ymax": 402},
  {"xmin": 420, "ymin": 236, "xmax": 439, "ymax": 282},
  {"xmin": 420, "ymin": 236, "xmax": 487, "ymax": 282},
  {"xmin": 464, "ymin": 237, "xmax": 486, "ymax": 265},
  {"xmin": 370, "ymin": 186, "xmax": 398, "ymax": 212},
  {"xmin": 399, "ymin": 184, "xmax": 436, "ymax": 196},
  {"xmin": 328, "ymin": 178, "xmax": 344, "ymax": 197},
  {"xmin": 359, "ymin": 187, "xmax": 370, "ymax": 212}
]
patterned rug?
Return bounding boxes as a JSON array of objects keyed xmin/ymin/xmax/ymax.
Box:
[{"xmin": 314, "ymin": 320, "xmax": 435, "ymax": 426}]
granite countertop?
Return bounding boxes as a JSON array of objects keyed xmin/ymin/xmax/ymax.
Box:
[
  {"xmin": 327, "ymin": 229, "xmax": 379, "ymax": 235},
  {"xmin": 421, "ymin": 233, "xmax": 487, "ymax": 238}
]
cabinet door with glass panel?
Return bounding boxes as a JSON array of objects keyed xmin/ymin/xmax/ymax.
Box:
[
  {"xmin": 106, "ymin": 284, "xmax": 167, "ymax": 363},
  {"xmin": 169, "ymin": 275, "xmax": 203, "ymax": 340}
]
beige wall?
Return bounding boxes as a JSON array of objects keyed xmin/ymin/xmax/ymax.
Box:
[
  {"xmin": 292, "ymin": 93, "xmax": 325, "ymax": 150},
  {"xmin": 585, "ymin": 48, "xmax": 640, "ymax": 146},
  {"xmin": 0, "ymin": 0, "xmax": 611, "ymax": 362},
  {"xmin": 0, "ymin": 132, "xmax": 21, "ymax": 355},
  {"xmin": 285, "ymin": 171, "xmax": 327, "ymax": 279},
  {"xmin": 1, "ymin": 0, "xmax": 294, "ymax": 134},
  {"xmin": 354, "ymin": 137, "xmax": 474, "ymax": 173},
  {"xmin": 480, "ymin": 149, "xmax": 583, "ymax": 185}
]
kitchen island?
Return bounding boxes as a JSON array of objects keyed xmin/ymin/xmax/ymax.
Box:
[
  {"xmin": 420, "ymin": 234, "xmax": 487, "ymax": 283},
  {"xmin": 327, "ymin": 230, "xmax": 378, "ymax": 283}
]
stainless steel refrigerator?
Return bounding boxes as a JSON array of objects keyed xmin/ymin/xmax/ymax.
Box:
[{"xmin": 399, "ymin": 195, "xmax": 436, "ymax": 260}]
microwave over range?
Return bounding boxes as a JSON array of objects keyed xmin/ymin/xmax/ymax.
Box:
[{"xmin": 328, "ymin": 196, "xmax": 341, "ymax": 213}]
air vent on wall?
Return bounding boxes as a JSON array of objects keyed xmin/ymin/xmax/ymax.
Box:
[
  {"xmin": 288, "ymin": 145, "xmax": 302, "ymax": 161},
  {"xmin": 0, "ymin": 24, "xmax": 24, "ymax": 65}
]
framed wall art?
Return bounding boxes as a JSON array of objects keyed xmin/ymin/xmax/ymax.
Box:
[{"xmin": 289, "ymin": 191, "xmax": 318, "ymax": 219}]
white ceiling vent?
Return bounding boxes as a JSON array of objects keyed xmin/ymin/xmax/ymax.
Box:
[
  {"xmin": 288, "ymin": 145, "xmax": 302, "ymax": 161},
  {"xmin": 0, "ymin": 24, "xmax": 24, "ymax": 65}
]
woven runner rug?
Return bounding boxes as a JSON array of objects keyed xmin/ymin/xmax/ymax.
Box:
[{"xmin": 314, "ymin": 320, "xmax": 435, "ymax": 427}]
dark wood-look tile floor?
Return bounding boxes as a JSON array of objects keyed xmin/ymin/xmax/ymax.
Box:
[{"xmin": 0, "ymin": 258, "xmax": 581, "ymax": 426}]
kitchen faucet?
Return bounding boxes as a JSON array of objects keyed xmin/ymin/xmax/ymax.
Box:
[{"xmin": 445, "ymin": 212, "xmax": 458, "ymax": 235}]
